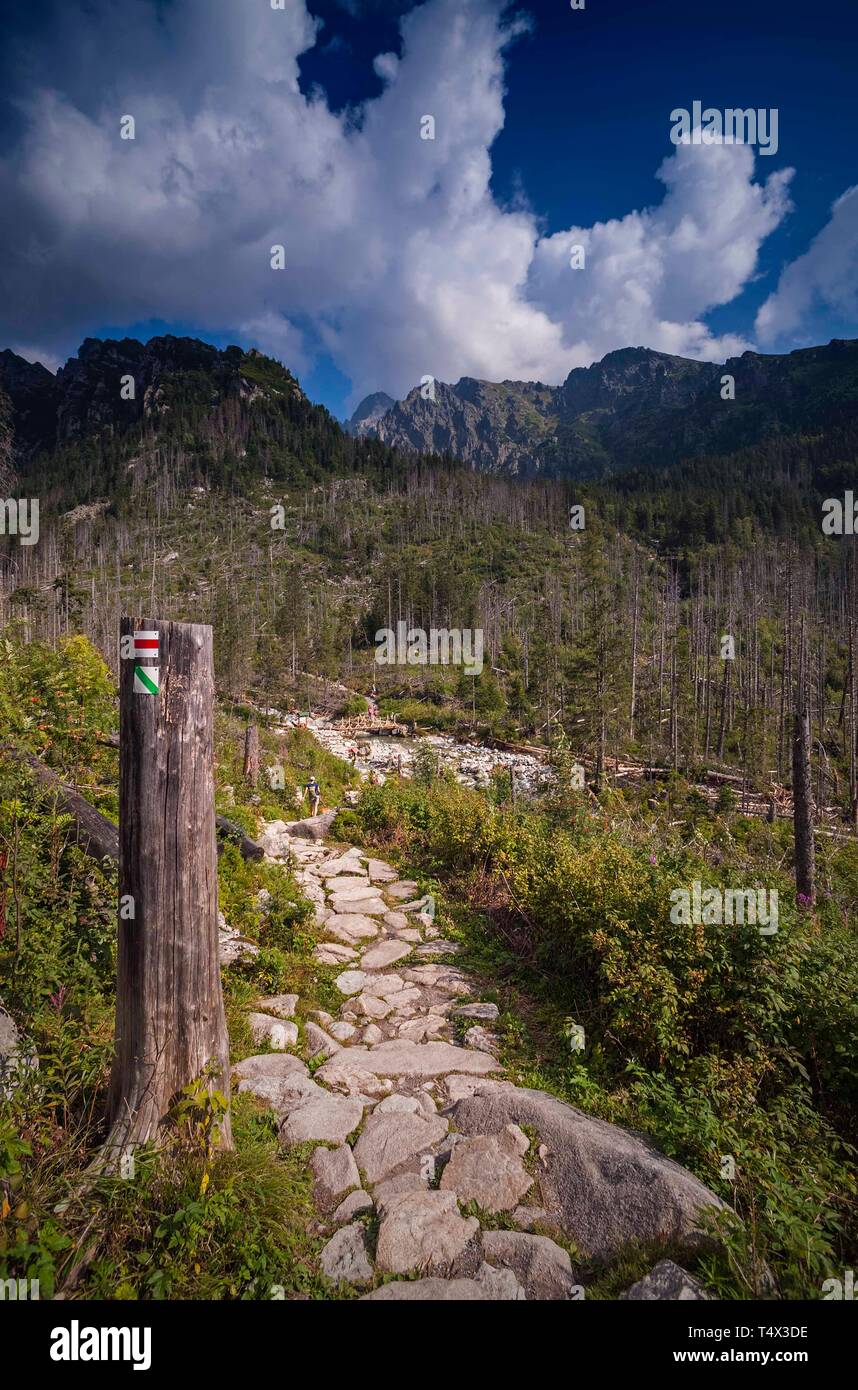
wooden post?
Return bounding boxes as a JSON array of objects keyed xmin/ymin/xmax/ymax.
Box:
[
  {"xmin": 107, "ymin": 618, "xmax": 232, "ymax": 1156},
  {"xmin": 243, "ymin": 723, "xmax": 260, "ymax": 787}
]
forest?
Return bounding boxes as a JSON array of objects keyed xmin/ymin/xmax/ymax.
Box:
[{"xmin": 1, "ymin": 334, "xmax": 857, "ymax": 1303}]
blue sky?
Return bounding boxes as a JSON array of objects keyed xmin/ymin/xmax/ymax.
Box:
[{"xmin": 0, "ymin": 0, "xmax": 856, "ymax": 418}]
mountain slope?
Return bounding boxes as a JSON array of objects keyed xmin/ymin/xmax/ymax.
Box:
[
  {"xmin": 0, "ymin": 336, "xmax": 307, "ymax": 461},
  {"xmin": 346, "ymin": 390, "xmax": 396, "ymax": 433},
  {"xmin": 350, "ymin": 339, "xmax": 858, "ymax": 478},
  {"xmin": 0, "ymin": 335, "xmax": 426, "ymax": 507}
]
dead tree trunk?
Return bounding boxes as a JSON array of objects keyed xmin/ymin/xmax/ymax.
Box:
[
  {"xmin": 243, "ymin": 723, "xmax": 260, "ymax": 787},
  {"xmin": 3, "ymin": 747, "xmax": 119, "ymax": 862},
  {"xmin": 792, "ymin": 700, "xmax": 816, "ymax": 906},
  {"xmin": 107, "ymin": 617, "xmax": 232, "ymax": 1157},
  {"xmin": 629, "ymin": 563, "xmax": 639, "ymax": 740},
  {"xmin": 216, "ymin": 814, "xmax": 264, "ymax": 861}
]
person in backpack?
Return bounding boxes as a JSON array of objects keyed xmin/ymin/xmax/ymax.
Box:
[{"xmin": 304, "ymin": 776, "xmax": 321, "ymax": 816}]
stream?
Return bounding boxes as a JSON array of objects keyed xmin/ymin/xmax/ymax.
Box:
[{"xmin": 280, "ymin": 717, "xmax": 555, "ymax": 797}]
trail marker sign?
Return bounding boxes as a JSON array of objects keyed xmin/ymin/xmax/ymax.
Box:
[
  {"xmin": 133, "ymin": 630, "xmax": 159, "ymax": 659},
  {"xmin": 133, "ymin": 665, "xmax": 160, "ymax": 696},
  {"xmin": 132, "ymin": 629, "xmax": 159, "ymax": 693}
]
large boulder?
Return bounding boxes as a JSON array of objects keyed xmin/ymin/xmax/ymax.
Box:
[
  {"xmin": 286, "ymin": 810, "xmax": 337, "ymax": 841},
  {"xmin": 481, "ymin": 1231, "xmax": 581, "ymax": 1300},
  {"xmin": 375, "ymin": 1190, "xmax": 479, "ymax": 1275},
  {"xmin": 620, "ymin": 1259, "xmax": 710, "ymax": 1300},
  {"xmin": 447, "ymin": 1080, "xmax": 726, "ymax": 1261}
]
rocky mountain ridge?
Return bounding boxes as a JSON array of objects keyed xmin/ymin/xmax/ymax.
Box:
[
  {"xmin": 0, "ymin": 335, "xmax": 306, "ymax": 467},
  {"xmin": 3, "ymin": 332, "xmax": 857, "ymax": 491},
  {"xmin": 347, "ymin": 339, "xmax": 858, "ymax": 478}
]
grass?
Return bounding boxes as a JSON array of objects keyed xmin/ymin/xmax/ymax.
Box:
[{"xmin": 0, "ymin": 656, "xmax": 367, "ymax": 1302}]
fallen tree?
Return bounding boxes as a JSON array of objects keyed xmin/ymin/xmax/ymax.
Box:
[
  {"xmin": 5, "ymin": 747, "xmax": 265, "ymax": 863},
  {"xmin": 4, "ymin": 746, "xmax": 119, "ymax": 862},
  {"xmin": 215, "ymin": 814, "xmax": 265, "ymax": 861}
]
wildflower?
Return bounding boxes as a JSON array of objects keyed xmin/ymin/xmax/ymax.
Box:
[{"xmin": 49, "ymin": 984, "xmax": 67, "ymax": 1014}]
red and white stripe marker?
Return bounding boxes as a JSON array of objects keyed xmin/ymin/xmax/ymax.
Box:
[{"xmin": 133, "ymin": 630, "xmax": 159, "ymax": 659}]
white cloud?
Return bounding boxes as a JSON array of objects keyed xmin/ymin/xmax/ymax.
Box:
[
  {"xmin": 755, "ymin": 185, "xmax": 858, "ymax": 345},
  {"xmin": 528, "ymin": 139, "xmax": 793, "ymax": 366},
  {"xmin": 0, "ymin": 0, "xmax": 799, "ymax": 406},
  {"xmin": 238, "ymin": 313, "xmax": 310, "ymax": 377}
]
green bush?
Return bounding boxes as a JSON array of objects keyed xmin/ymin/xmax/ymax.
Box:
[
  {"xmin": 339, "ymin": 695, "xmax": 368, "ymax": 717},
  {"xmin": 348, "ymin": 775, "xmax": 858, "ymax": 1296}
]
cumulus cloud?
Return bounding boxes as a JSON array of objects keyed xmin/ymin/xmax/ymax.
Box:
[
  {"xmin": 529, "ymin": 138, "xmax": 792, "ymax": 367},
  {"xmin": 755, "ymin": 185, "xmax": 858, "ymax": 345},
  {"xmin": 0, "ymin": 0, "xmax": 798, "ymax": 405}
]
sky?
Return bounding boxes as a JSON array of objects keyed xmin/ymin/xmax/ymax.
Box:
[{"xmin": 0, "ymin": 0, "xmax": 856, "ymax": 419}]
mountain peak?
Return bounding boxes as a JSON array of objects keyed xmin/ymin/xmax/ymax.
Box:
[
  {"xmin": 0, "ymin": 333, "xmax": 305, "ymax": 460},
  {"xmin": 353, "ymin": 338, "xmax": 858, "ymax": 479},
  {"xmin": 347, "ymin": 391, "xmax": 396, "ymax": 435}
]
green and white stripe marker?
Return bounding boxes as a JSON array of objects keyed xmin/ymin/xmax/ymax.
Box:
[{"xmin": 133, "ymin": 664, "xmax": 160, "ymax": 696}]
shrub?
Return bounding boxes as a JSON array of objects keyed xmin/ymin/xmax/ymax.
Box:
[{"xmin": 348, "ymin": 775, "xmax": 858, "ymax": 1295}]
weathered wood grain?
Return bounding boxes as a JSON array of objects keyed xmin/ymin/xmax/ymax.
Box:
[
  {"xmin": 243, "ymin": 723, "xmax": 260, "ymax": 787},
  {"xmin": 107, "ymin": 617, "xmax": 232, "ymax": 1152}
]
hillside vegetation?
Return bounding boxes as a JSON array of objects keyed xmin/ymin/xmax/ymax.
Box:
[{"xmin": 1, "ymin": 333, "xmax": 857, "ymax": 1299}]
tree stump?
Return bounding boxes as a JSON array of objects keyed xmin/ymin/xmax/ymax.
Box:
[{"xmin": 243, "ymin": 723, "xmax": 260, "ymax": 788}]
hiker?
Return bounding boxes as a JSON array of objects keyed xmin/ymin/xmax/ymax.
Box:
[{"xmin": 304, "ymin": 776, "xmax": 321, "ymax": 816}]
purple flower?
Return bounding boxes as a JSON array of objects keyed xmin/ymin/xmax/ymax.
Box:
[{"xmin": 49, "ymin": 984, "xmax": 67, "ymax": 1014}]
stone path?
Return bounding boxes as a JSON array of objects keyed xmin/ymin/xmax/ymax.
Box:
[{"xmin": 230, "ymin": 817, "xmax": 722, "ymax": 1301}]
